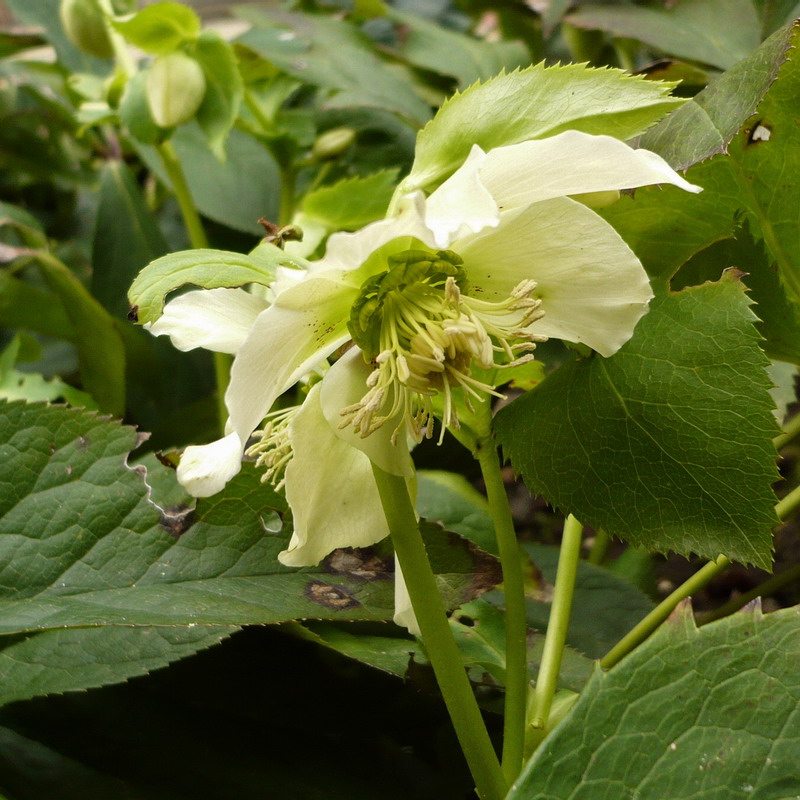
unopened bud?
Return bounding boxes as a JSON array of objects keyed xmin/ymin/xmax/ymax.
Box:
[
  {"xmin": 146, "ymin": 51, "xmax": 206, "ymax": 128},
  {"xmin": 59, "ymin": 0, "xmax": 114, "ymax": 59},
  {"xmin": 571, "ymin": 190, "xmax": 621, "ymax": 209},
  {"xmin": 312, "ymin": 127, "xmax": 356, "ymax": 160}
]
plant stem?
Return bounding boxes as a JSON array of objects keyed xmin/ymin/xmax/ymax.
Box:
[
  {"xmin": 371, "ymin": 465, "xmax": 507, "ymax": 800},
  {"xmin": 774, "ymin": 412, "xmax": 800, "ymax": 451},
  {"xmin": 96, "ymin": 0, "xmax": 135, "ymax": 77},
  {"xmin": 601, "ymin": 481, "xmax": 800, "ymax": 668},
  {"xmin": 600, "ymin": 555, "xmax": 731, "ymax": 670},
  {"xmin": 475, "ymin": 438, "xmax": 528, "ymax": 784},
  {"xmin": 156, "ymin": 140, "xmax": 209, "ymax": 250},
  {"xmin": 530, "ymin": 514, "xmax": 583, "ymax": 731}
]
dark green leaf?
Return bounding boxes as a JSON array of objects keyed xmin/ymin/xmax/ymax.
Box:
[
  {"xmin": 118, "ymin": 70, "xmax": 164, "ymax": 145},
  {"xmin": 0, "ymin": 626, "xmax": 235, "ymax": 707},
  {"xmin": 495, "ymin": 276, "xmax": 779, "ymax": 568},
  {"xmin": 111, "ymin": 2, "xmax": 201, "ymax": 55},
  {"xmin": 0, "ymin": 30, "xmax": 47, "ymax": 58},
  {"xmin": 0, "ymin": 271, "xmax": 74, "ymax": 340},
  {"xmin": 567, "ymin": 0, "xmax": 761, "ymax": 71},
  {"xmin": 92, "ymin": 160, "xmax": 170, "ymax": 318},
  {"xmin": 509, "ymin": 603, "xmax": 800, "ymax": 799},
  {"xmin": 136, "ymin": 124, "xmax": 281, "ymax": 234},
  {"xmin": 0, "ymin": 403, "xmax": 493, "ymax": 634},
  {"xmin": 639, "ymin": 22, "xmax": 796, "ymax": 170}
]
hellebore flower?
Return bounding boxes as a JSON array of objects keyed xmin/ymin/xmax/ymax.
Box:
[{"xmin": 147, "ymin": 130, "xmax": 700, "ymax": 570}]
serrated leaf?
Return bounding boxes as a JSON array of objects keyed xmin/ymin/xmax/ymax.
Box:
[
  {"xmin": 674, "ymin": 225, "xmax": 800, "ymax": 366},
  {"xmin": 495, "ymin": 276, "xmax": 779, "ymax": 568},
  {"xmin": 405, "ymin": 63, "xmax": 684, "ymax": 192},
  {"xmin": 0, "ymin": 402, "xmax": 493, "ymax": 634},
  {"xmin": 567, "ymin": 0, "xmax": 761, "ymax": 71},
  {"xmin": 128, "ymin": 246, "xmax": 286, "ymax": 325},
  {"xmin": 193, "ymin": 31, "xmax": 243, "ymax": 159},
  {"xmin": 0, "ymin": 626, "xmax": 235, "ymax": 707},
  {"xmin": 112, "ymin": 2, "xmax": 201, "ymax": 55},
  {"xmin": 639, "ymin": 22, "xmax": 795, "ymax": 170},
  {"xmin": 236, "ymin": 8, "xmax": 431, "ymax": 126},
  {"xmin": 301, "ymin": 170, "xmax": 399, "ymax": 231},
  {"xmin": 509, "ymin": 603, "xmax": 800, "ymax": 799}
]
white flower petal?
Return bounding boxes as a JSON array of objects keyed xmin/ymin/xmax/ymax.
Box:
[
  {"xmin": 456, "ymin": 197, "xmax": 653, "ymax": 357},
  {"xmin": 278, "ymin": 384, "xmax": 389, "ymax": 566},
  {"xmin": 226, "ymin": 281, "xmax": 354, "ymax": 446},
  {"xmin": 479, "ymin": 130, "xmax": 701, "ymax": 212},
  {"xmin": 393, "ymin": 557, "xmax": 420, "ymax": 636},
  {"xmin": 424, "ymin": 144, "xmax": 499, "ymax": 248},
  {"xmin": 146, "ymin": 288, "xmax": 269, "ymax": 355},
  {"xmin": 320, "ymin": 347, "xmax": 414, "ymax": 478},
  {"xmin": 176, "ymin": 432, "xmax": 243, "ymax": 497}
]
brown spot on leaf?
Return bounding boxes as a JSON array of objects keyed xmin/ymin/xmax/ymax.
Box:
[
  {"xmin": 324, "ymin": 547, "xmax": 393, "ymax": 580},
  {"xmin": 159, "ymin": 505, "xmax": 195, "ymax": 538},
  {"xmin": 127, "ymin": 306, "xmax": 139, "ymax": 322},
  {"xmin": 304, "ymin": 581, "xmax": 361, "ymax": 610}
]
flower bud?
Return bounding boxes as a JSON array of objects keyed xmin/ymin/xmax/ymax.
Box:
[
  {"xmin": 59, "ymin": 0, "xmax": 114, "ymax": 59},
  {"xmin": 312, "ymin": 127, "xmax": 356, "ymax": 160},
  {"xmin": 146, "ymin": 51, "xmax": 207, "ymax": 129}
]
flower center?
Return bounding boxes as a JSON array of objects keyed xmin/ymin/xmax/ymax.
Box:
[{"xmin": 342, "ymin": 247, "xmax": 546, "ymax": 442}]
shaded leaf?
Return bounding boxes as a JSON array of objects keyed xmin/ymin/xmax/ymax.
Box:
[
  {"xmin": 92, "ymin": 160, "xmax": 170, "ymax": 318},
  {"xmin": 567, "ymin": 0, "xmax": 761, "ymax": 71},
  {"xmin": 495, "ymin": 276, "xmax": 779, "ymax": 568},
  {"xmin": 236, "ymin": 8, "xmax": 431, "ymax": 126},
  {"xmin": 509, "ymin": 603, "xmax": 800, "ymax": 799}
]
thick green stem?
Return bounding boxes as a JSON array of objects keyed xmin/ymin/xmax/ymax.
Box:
[
  {"xmin": 371, "ymin": 466, "xmax": 507, "ymax": 800},
  {"xmin": 601, "ymin": 481, "xmax": 800, "ymax": 669},
  {"xmin": 95, "ymin": 0, "xmax": 135, "ymax": 77},
  {"xmin": 156, "ymin": 140, "xmax": 230, "ymax": 433},
  {"xmin": 475, "ymin": 439, "xmax": 528, "ymax": 784},
  {"xmin": 156, "ymin": 140, "xmax": 208, "ymax": 250},
  {"xmin": 530, "ymin": 514, "xmax": 583, "ymax": 730}
]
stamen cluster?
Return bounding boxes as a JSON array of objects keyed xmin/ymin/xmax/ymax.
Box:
[
  {"xmin": 245, "ymin": 406, "xmax": 299, "ymax": 490},
  {"xmin": 343, "ymin": 248, "xmax": 546, "ymax": 442}
]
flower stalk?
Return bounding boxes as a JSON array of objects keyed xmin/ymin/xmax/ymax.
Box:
[
  {"xmin": 370, "ymin": 464, "xmax": 507, "ymax": 800},
  {"xmin": 475, "ymin": 435, "xmax": 529, "ymax": 784},
  {"xmin": 530, "ymin": 514, "xmax": 583, "ymax": 731}
]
